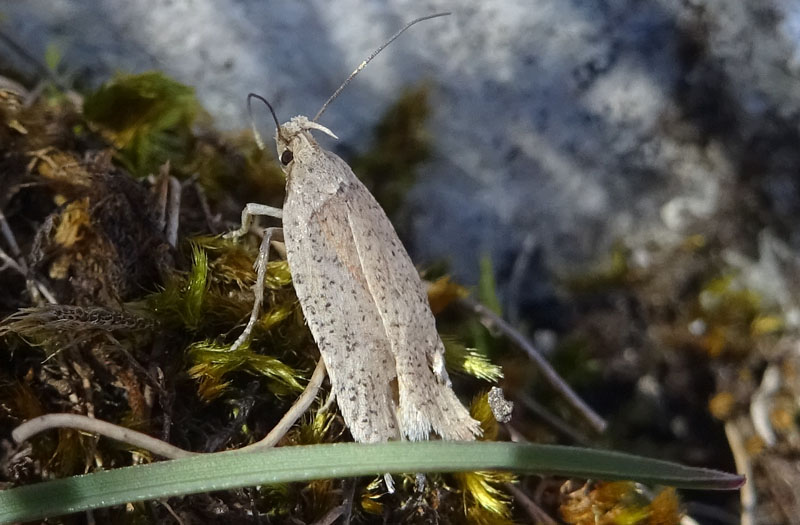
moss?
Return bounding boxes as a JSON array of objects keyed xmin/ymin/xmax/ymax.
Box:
[
  {"xmin": 147, "ymin": 237, "xmax": 299, "ymax": 337},
  {"xmin": 444, "ymin": 339, "xmax": 504, "ymax": 382},
  {"xmin": 0, "ymin": 305, "xmax": 155, "ymax": 356},
  {"xmin": 560, "ymin": 482, "xmax": 682, "ymax": 525},
  {"xmin": 0, "ymin": 70, "xmax": 512, "ymax": 523},
  {"xmin": 289, "ymin": 408, "xmax": 340, "ymax": 445},
  {"xmin": 427, "ymin": 275, "xmax": 469, "ymax": 315},
  {"xmin": 693, "ymin": 274, "xmax": 783, "ymax": 357},
  {"xmin": 48, "ymin": 428, "xmax": 96, "ymax": 478},
  {"xmin": 452, "ymin": 392, "xmax": 516, "ymax": 525},
  {"xmin": 83, "ymin": 72, "xmax": 202, "ymax": 177},
  {"xmin": 187, "ymin": 339, "xmax": 304, "ymax": 401}
]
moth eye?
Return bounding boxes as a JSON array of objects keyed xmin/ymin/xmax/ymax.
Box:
[{"xmin": 280, "ymin": 150, "xmax": 294, "ymax": 165}]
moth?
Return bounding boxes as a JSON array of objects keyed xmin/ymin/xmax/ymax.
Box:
[{"xmin": 227, "ymin": 14, "xmax": 480, "ymax": 443}]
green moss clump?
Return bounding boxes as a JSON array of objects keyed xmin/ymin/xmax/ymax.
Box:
[
  {"xmin": 83, "ymin": 72, "xmax": 201, "ymax": 177},
  {"xmin": 187, "ymin": 339, "xmax": 304, "ymax": 401}
]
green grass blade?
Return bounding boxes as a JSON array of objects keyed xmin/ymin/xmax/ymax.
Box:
[{"xmin": 0, "ymin": 441, "xmax": 743, "ymax": 523}]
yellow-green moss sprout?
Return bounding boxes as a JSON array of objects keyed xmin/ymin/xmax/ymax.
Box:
[
  {"xmin": 184, "ymin": 244, "xmax": 209, "ymax": 330},
  {"xmin": 187, "ymin": 340, "xmax": 303, "ymax": 401},
  {"xmin": 148, "ymin": 243, "xmax": 209, "ymax": 330},
  {"xmin": 444, "ymin": 340, "xmax": 503, "ymax": 382},
  {"xmin": 452, "ymin": 391, "xmax": 515, "ymax": 525},
  {"xmin": 427, "ymin": 275, "xmax": 469, "ymax": 315},
  {"xmin": 193, "ymin": 235, "xmax": 293, "ymax": 291},
  {"xmin": 289, "ymin": 408, "xmax": 339, "ymax": 446}
]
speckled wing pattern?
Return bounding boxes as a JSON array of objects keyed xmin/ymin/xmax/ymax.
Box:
[{"xmin": 283, "ymin": 145, "xmax": 480, "ymax": 443}]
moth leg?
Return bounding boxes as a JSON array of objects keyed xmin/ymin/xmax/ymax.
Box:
[
  {"xmin": 224, "ymin": 203, "xmax": 283, "ymax": 240},
  {"xmin": 229, "ymin": 226, "xmax": 283, "ymax": 352}
]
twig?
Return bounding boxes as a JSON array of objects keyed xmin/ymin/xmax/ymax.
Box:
[
  {"xmin": 0, "ymin": 207, "xmax": 58, "ymax": 304},
  {"xmin": 241, "ymin": 358, "xmax": 327, "ymax": 451},
  {"xmin": 22, "ymin": 80, "xmax": 47, "ymax": 109},
  {"xmin": 505, "ymin": 482, "xmax": 557, "ymax": 525},
  {"xmin": 724, "ymin": 420, "xmax": 755, "ymax": 525},
  {"xmin": 0, "ymin": 74, "xmax": 27, "ymax": 95},
  {"xmin": 153, "ymin": 165, "xmax": 181, "ymax": 248},
  {"xmin": 29, "ymin": 279, "xmax": 58, "ymax": 305},
  {"xmin": 159, "ymin": 500, "xmax": 185, "ymax": 525},
  {"xmin": 310, "ymin": 504, "xmax": 345, "ymax": 525},
  {"xmin": 166, "ymin": 176, "xmax": 181, "ymax": 248},
  {"xmin": 0, "ymin": 28, "xmax": 67, "ymax": 90},
  {"xmin": 0, "ymin": 246, "xmax": 24, "ymax": 274},
  {"xmin": 154, "ymin": 166, "xmax": 170, "ymax": 233},
  {"xmin": 190, "ymin": 178, "xmax": 221, "ymax": 234},
  {"xmin": 458, "ymin": 297, "xmax": 607, "ymax": 433},
  {"xmin": 0, "ymin": 207, "xmax": 26, "ymax": 277},
  {"xmin": 340, "ymin": 478, "xmax": 356, "ymax": 525},
  {"xmin": 750, "ymin": 364, "xmax": 779, "ymax": 447},
  {"xmin": 12, "ymin": 413, "xmax": 197, "ymax": 459},
  {"xmin": 0, "ymin": 207, "xmax": 22, "ymax": 258},
  {"xmin": 517, "ymin": 393, "xmax": 591, "ymax": 446},
  {"xmin": 13, "ymin": 359, "xmax": 328, "ymax": 458},
  {"xmin": 504, "ymin": 423, "xmax": 527, "ymax": 443},
  {"xmin": 506, "ymin": 232, "xmax": 537, "ymax": 325}
]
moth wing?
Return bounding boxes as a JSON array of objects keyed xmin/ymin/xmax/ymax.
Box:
[
  {"xmin": 284, "ymin": 182, "xmax": 400, "ymax": 443},
  {"xmin": 343, "ymin": 179, "xmax": 480, "ymax": 441}
]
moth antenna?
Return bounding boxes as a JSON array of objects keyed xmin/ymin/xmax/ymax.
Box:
[
  {"xmin": 247, "ymin": 93, "xmax": 284, "ymax": 149},
  {"xmin": 312, "ymin": 12, "xmax": 450, "ymax": 122}
]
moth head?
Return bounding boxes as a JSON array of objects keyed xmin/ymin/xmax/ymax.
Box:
[
  {"xmin": 246, "ymin": 94, "xmax": 338, "ymax": 174},
  {"xmin": 274, "ymin": 116, "xmax": 338, "ymax": 172}
]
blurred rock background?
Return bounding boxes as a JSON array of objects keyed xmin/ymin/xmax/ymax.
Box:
[{"xmin": 2, "ymin": 1, "xmax": 799, "ymax": 296}]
